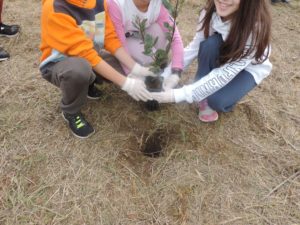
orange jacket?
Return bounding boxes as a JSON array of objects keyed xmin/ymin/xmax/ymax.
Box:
[{"xmin": 40, "ymin": 0, "xmax": 122, "ymax": 68}]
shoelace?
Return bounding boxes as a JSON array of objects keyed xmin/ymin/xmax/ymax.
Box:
[{"xmin": 74, "ymin": 115, "xmax": 85, "ymax": 129}]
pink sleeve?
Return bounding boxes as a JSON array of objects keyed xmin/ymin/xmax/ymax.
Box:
[
  {"xmin": 156, "ymin": 5, "xmax": 184, "ymax": 71},
  {"xmin": 107, "ymin": 0, "xmax": 130, "ymax": 74}
]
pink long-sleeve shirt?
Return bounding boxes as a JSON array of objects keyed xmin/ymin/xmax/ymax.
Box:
[{"xmin": 107, "ymin": 0, "xmax": 184, "ymax": 74}]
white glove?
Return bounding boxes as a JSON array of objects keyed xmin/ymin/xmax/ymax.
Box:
[
  {"xmin": 122, "ymin": 77, "xmax": 153, "ymax": 102},
  {"xmin": 131, "ymin": 63, "xmax": 157, "ymax": 78},
  {"xmin": 151, "ymin": 89, "xmax": 175, "ymax": 103},
  {"xmin": 163, "ymin": 74, "xmax": 180, "ymax": 90},
  {"xmin": 127, "ymin": 72, "xmax": 144, "ymax": 82}
]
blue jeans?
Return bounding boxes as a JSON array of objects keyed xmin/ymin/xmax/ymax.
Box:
[{"xmin": 195, "ymin": 33, "xmax": 256, "ymax": 112}]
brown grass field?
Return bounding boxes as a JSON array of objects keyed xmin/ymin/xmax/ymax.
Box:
[{"xmin": 0, "ymin": 0, "xmax": 300, "ymax": 224}]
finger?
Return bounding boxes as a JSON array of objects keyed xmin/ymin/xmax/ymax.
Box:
[
  {"xmin": 151, "ymin": 93, "xmax": 164, "ymax": 103},
  {"xmin": 163, "ymin": 86, "xmax": 172, "ymax": 91},
  {"xmin": 131, "ymin": 94, "xmax": 139, "ymax": 101},
  {"xmin": 138, "ymin": 84, "xmax": 151, "ymax": 93},
  {"xmin": 130, "ymin": 75, "xmax": 144, "ymax": 81},
  {"xmin": 163, "ymin": 81, "xmax": 172, "ymax": 90},
  {"xmin": 139, "ymin": 94, "xmax": 150, "ymax": 102},
  {"xmin": 142, "ymin": 69, "xmax": 157, "ymax": 77},
  {"xmin": 136, "ymin": 90, "xmax": 147, "ymax": 101},
  {"xmin": 140, "ymin": 90, "xmax": 153, "ymax": 101}
]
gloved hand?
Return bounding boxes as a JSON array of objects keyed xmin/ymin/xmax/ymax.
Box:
[
  {"xmin": 131, "ymin": 63, "xmax": 157, "ymax": 78},
  {"xmin": 127, "ymin": 72, "xmax": 144, "ymax": 81},
  {"xmin": 151, "ymin": 89, "xmax": 175, "ymax": 103},
  {"xmin": 122, "ymin": 77, "xmax": 153, "ymax": 102},
  {"xmin": 163, "ymin": 73, "xmax": 180, "ymax": 90}
]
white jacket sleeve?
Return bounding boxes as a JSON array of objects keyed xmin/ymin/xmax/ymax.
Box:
[
  {"xmin": 173, "ymin": 56, "xmax": 253, "ymax": 103},
  {"xmin": 161, "ymin": 31, "xmax": 204, "ymax": 78},
  {"xmin": 161, "ymin": 11, "xmax": 206, "ymax": 78}
]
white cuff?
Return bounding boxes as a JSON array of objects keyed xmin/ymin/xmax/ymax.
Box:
[
  {"xmin": 131, "ymin": 63, "xmax": 142, "ymax": 74},
  {"xmin": 121, "ymin": 77, "xmax": 134, "ymax": 91},
  {"xmin": 174, "ymin": 86, "xmax": 194, "ymax": 103}
]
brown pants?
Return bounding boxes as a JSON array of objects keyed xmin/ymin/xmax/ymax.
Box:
[{"xmin": 40, "ymin": 52, "xmax": 123, "ymax": 114}]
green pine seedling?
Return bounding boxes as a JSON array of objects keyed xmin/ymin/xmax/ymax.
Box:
[{"xmin": 133, "ymin": 0, "xmax": 184, "ymax": 75}]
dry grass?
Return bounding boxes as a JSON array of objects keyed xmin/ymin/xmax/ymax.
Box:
[{"xmin": 0, "ymin": 0, "xmax": 300, "ymax": 224}]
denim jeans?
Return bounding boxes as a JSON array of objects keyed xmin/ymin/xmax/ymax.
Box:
[{"xmin": 195, "ymin": 33, "xmax": 256, "ymax": 112}]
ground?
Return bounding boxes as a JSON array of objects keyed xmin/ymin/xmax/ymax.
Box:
[{"xmin": 0, "ymin": 0, "xmax": 299, "ymax": 224}]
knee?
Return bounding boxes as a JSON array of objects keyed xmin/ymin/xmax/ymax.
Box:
[
  {"xmin": 207, "ymin": 95, "xmax": 229, "ymax": 112},
  {"xmin": 199, "ymin": 33, "xmax": 223, "ymax": 55},
  {"xmin": 65, "ymin": 57, "xmax": 92, "ymax": 84}
]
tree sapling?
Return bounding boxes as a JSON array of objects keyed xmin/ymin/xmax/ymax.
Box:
[{"xmin": 132, "ymin": 0, "xmax": 183, "ymax": 111}]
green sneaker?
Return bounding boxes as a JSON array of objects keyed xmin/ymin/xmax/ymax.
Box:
[{"xmin": 62, "ymin": 112, "xmax": 94, "ymax": 138}]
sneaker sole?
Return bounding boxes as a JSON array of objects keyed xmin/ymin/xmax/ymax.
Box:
[
  {"xmin": 61, "ymin": 112, "xmax": 95, "ymax": 139},
  {"xmin": 87, "ymin": 95, "xmax": 101, "ymax": 100},
  {"xmin": 198, "ymin": 113, "xmax": 219, "ymax": 122},
  {"xmin": 0, "ymin": 33, "xmax": 19, "ymax": 38},
  {"xmin": 0, "ymin": 57, "xmax": 9, "ymax": 61}
]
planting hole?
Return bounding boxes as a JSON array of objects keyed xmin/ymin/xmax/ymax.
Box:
[{"xmin": 141, "ymin": 128, "xmax": 167, "ymax": 158}]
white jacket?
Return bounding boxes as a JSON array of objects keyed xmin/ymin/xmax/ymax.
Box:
[{"xmin": 162, "ymin": 11, "xmax": 272, "ymax": 103}]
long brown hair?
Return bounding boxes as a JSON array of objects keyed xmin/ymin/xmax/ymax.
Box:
[{"xmin": 200, "ymin": 0, "xmax": 271, "ymax": 65}]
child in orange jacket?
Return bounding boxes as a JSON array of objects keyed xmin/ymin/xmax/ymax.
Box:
[{"xmin": 40, "ymin": 0, "xmax": 156, "ymax": 138}]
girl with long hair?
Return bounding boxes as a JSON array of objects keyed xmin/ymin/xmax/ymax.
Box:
[{"xmin": 153, "ymin": 0, "xmax": 272, "ymax": 122}]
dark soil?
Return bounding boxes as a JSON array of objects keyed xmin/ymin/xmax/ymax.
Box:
[
  {"xmin": 144, "ymin": 76, "xmax": 164, "ymax": 111},
  {"xmin": 141, "ymin": 128, "xmax": 167, "ymax": 157},
  {"xmin": 145, "ymin": 76, "xmax": 164, "ymax": 92}
]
